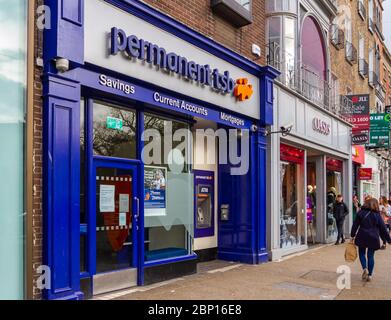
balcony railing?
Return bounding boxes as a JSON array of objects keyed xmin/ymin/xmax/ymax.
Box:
[
  {"xmin": 374, "ymin": 19, "xmax": 385, "ymax": 41},
  {"xmin": 358, "ymin": 0, "xmax": 366, "ymax": 20},
  {"xmin": 331, "ymin": 24, "xmax": 345, "ymax": 50},
  {"xmin": 368, "ymin": 18, "xmax": 375, "ymax": 33},
  {"xmin": 345, "ymin": 41, "xmax": 358, "ymax": 64},
  {"xmin": 359, "ymin": 59, "xmax": 369, "ymax": 77},
  {"xmin": 369, "ymin": 71, "xmax": 379, "ymax": 87},
  {"xmin": 267, "ymin": 42, "xmax": 341, "ymax": 116},
  {"xmin": 339, "ymin": 95, "xmax": 354, "ymax": 118}
]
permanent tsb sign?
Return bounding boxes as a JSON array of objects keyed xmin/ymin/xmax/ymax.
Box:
[
  {"xmin": 111, "ymin": 28, "xmax": 237, "ymax": 96},
  {"xmin": 85, "ymin": 0, "xmax": 260, "ymax": 119}
]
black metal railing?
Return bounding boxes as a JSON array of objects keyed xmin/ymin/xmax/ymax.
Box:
[
  {"xmin": 369, "ymin": 71, "xmax": 379, "ymax": 87},
  {"xmin": 345, "ymin": 41, "xmax": 358, "ymax": 64},
  {"xmin": 369, "ymin": 18, "xmax": 375, "ymax": 32},
  {"xmin": 331, "ymin": 24, "xmax": 345, "ymax": 50},
  {"xmin": 359, "ymin": 59, "xmax": 369, "ymax": 77},
  {"xmin": 358, "ymin": 0, "xmax": 366, "ymax": 20},
  {"xmin": 266, "ymin": 42, "xmax": 341, "ymax": 115}
]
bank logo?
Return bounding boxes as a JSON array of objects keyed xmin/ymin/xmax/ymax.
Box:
[{"xmin": 234, "ymin": 78, "xmax": 253, "ymax": 101}]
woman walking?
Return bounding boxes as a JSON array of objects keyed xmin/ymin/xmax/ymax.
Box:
[
  {"xmin": 379, "ymin": 196, "xmax": 391, "ymax": 249},
  {"xmin": 351, "ymin": 198, "xmax": 391, "ymax": 282}
]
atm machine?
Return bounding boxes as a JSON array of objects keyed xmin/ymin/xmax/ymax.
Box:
[{"xmin": 194, "ymin": 170, "xmax": 214, "ymax": 238}]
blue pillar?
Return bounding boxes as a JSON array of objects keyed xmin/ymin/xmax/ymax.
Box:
[
  {"xmin": 253, "ymin": 129, "xmax": 268, "ymax": 263},
  {"xmin": 44, "ymin": 0, "xmax": 84, "ymax": 69},
  {"xmin": 43, "ymin": 74, "xmax": 83, "ymax": 300},
  {"xmin": 260, "ymin": 66, "xmax": 280, "ymax": 126},
  {"xmin": 255, "ymin": 66, "xmax": 279, "ymax": 263}
]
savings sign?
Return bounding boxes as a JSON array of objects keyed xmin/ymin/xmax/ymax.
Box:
[{"xmin": 342, "ymin": 94, "xmax": 370, "ymax": 145}]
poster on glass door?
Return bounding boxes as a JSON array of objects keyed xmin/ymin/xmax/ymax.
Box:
[{"xmin": 144, "ymin": 166, "xmax": 167, "ymax": 217}]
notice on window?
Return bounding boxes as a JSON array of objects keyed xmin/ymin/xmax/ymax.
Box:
[
  {"xmin": 144, "ymin": 166, "xmax": 167, "ymax": 217},
  {"xmin": 99, "ymin": 185, "xmax": 115, "ymax": 212},
  {"xmin": 119, "ymin": 194, "xmax": 130, "ymax": 213},
  {"xmin": 119, "ymin": 212, "xmax": 127, "ymax": 227}
]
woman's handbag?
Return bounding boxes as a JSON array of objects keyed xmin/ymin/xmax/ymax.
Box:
[{"xmin": 345, "ymin": 240, "xmax": 358, "ymax": 262}]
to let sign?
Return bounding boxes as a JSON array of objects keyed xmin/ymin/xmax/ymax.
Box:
[{"xmin": 366, "ymin": 113, "xmax": 390, "ymax": 148}]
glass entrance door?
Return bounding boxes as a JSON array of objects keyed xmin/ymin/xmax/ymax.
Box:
[{"xmin": 92, "ymin": 161, "xmax": 140, "ymax": 295}]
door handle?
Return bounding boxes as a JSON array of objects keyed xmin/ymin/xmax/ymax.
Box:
[{"xmin": 134, "ymin": 196, "xmax": 140, "ymax": 219}]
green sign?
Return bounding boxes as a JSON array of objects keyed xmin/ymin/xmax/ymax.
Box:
[
  {"xmin": 106, "ymin": 116, "xmax": 123, "ymax": 130},
  {"xmin": 366, "ymin": 113, "xmax": 390, "ymax": 148}
]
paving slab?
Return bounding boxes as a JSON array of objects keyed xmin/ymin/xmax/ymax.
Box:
[{"xmin": 92, "ymin": 243, "xmax": 391, "ymax": 300}]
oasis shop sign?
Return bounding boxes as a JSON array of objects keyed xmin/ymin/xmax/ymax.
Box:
[
  {"xmin": 110, "ymin": 28, "xmax": 253, "ymax": 101},
  {"xmin": 312, "ymin": 117, "xmax": 331, "ymax": 136}
]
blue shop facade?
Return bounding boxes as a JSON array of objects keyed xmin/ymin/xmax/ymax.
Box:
[{"xmin": 43, "ymin": 0, "xmax": 278, "ymax": 300}]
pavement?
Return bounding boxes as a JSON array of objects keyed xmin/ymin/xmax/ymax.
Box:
[{"xmin": 94, "ymin": 243, "xmax": 391, "ymax": 300}]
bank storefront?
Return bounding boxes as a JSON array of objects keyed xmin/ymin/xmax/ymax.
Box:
[
  {"xmin": 42, "ymin": 0, "xmax": 277, "ymax": 299},
  {"xmin": 267, "ymin": 84, "xmax": 352, "ymax": 260}
]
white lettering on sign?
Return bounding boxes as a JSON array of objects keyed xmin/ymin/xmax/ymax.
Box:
[
  {"xmin": 153, "ymin": 92, "xmax": 209, "ymax": 116},
  {"xmin": 220, "ymin": 112, "xmax": 245, "ymax": 127},
  {"xmin": 99, "ymin": 74, "xmax": 136, "ymax": 95},
  {"xmin": 312, "ymin": 118, "xmax": 331, "ymax": 136}
]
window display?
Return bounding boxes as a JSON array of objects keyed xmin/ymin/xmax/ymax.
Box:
[
  {"xmin": 280, "ymin": 144, "xmax": 305, "ymax": 249},
  {"xmin": 326, "ymin": 158, "xmax": 343, "ymax": 239},
  {"xmin": 307, "ymin": 162, "xmax": 317, "ymax": 244},
  {"xmin": 143, "ymin": 114, "xmax": 194, "ymax": 261}
]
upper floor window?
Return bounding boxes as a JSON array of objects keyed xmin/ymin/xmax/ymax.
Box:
[
  {"xmin": 301, "ymin": 16, "xmax": 327, "ymax": 80},
  {"xmin": 368, "ymin": 0, "xmax": 374, "ymax": 32},
  {"xmin": 211, "ymin": 0, "xmax": 252, "ymax": 27},
  {"xmin": 358, "ymin": 34, "xmax": 368, "ymax": 77},
  {"xmin": 266, "ymin": 0, "xmax": 297, "ymax": 13},
  {"xmin": 376, "ymin": 4, "xmax": 381, "ymax": 25},
  {"xmin": 267, "ymin": 15, "xmax": 297, "ymax": 85},
  {"xmin": 234, "ymin": 0, "xmax": 250, "ymax": 10},
  {"xmin": 358, "ymin": 0, "xmax": 366, "ymax": 20}
]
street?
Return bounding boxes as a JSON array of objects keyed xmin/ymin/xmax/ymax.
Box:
[{"xmin": 94, "ymin": 244, "xmax": 391, "ymax": 300}]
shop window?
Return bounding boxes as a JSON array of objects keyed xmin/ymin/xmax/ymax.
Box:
[
  {"xmin": 326, "ymin": 158, "xmax": 343, "ymax": 239},
  {"xmin": 143, "ymin": 114, "xmax": 194, "ymax": 261},
  {"xmin": 92, "ymin": 101, "xmax": 137, "ymax": 159},
  {"xmin": 280, "ymin": 144, "xmax": 305, "ymax": 249},
  {"xmin": 306, "ymin": 162, "xmax": 317, "ymax": 244}
]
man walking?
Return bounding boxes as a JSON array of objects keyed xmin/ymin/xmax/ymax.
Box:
[{"xmin": 333, "ymin": 194, "xmax": 349, "ymax": 245}]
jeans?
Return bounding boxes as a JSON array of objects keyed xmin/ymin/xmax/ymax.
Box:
[
  {"xmin": 359, "ymin": 247, "xmax": 375, "ymax": 276},
  {"xmin": 336, "ymin": 219, "xmax": 345, "ymax": 242}
]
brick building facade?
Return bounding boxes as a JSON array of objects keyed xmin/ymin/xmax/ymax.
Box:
[
  {"xmin": 329, "ymin": 0, "xmax": 386, "ymax": 113},
  {"xmin": 142, "ymin": 0, "xmax": 266, "ymax": 66}
]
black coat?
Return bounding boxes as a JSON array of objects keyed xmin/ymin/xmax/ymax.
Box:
[
  {"xmin": 351, "ymin": 208, "xmax": 391, "ymax": 250},
  {"xmin": 332, "ymin": 201, "xmax": 348, "ymax": 221}
]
